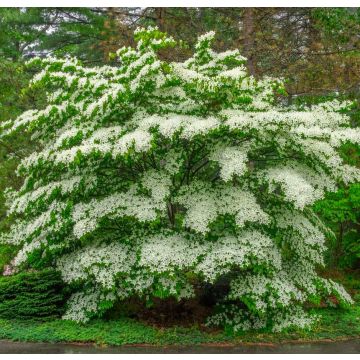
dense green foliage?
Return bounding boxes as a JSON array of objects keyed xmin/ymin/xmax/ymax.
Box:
[
  {"xmin": 0, "ymin": 59, "xmax": 44, "ymax": 237},
  {"xmin": 0, "ymin": 269, "xmax": 66, "ymax": 320},
  {"xmin": 0, "ymin": 8, "xmax": 107, "ymax": 61},
  {"xmin": 315, "ymin": 184, "xmax": 360, "ymax": 268}
]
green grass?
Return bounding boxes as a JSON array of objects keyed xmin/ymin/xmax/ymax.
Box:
[{"xmin": 0, "ymin": 301, "xmax": 359, "ymax": 346}]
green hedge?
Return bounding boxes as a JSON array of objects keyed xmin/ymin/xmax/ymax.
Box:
[{"xmin": 0, "ymin": 269, "xmax": 66, "ymax": 320}]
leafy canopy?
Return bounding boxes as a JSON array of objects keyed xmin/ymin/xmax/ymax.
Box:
[{"xmin": 1, "ymin": 27, "xmax": 359, "ymax": 332}]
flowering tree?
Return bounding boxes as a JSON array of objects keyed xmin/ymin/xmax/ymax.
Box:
[{"xmin": 1, "ymin": 27, "xmax": 359, "ymax": 331}]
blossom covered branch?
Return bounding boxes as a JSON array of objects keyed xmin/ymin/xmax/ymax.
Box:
[{"xmin": 1, "ymin": 26, "xmax": 359, "ymax": 331}]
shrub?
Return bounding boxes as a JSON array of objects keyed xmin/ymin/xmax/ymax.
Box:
[
  {"xmin": 0, "ymin": 269, "xmax": 65, "ymax": 320},
  {"xmin": 0, "ymin": 244, "xmax": 17, "ymax": 273},
  {"xmin": 0, "ymin": 27, "xmax": 359, "ymax": 331},
  {"xmin": 314, "ymin": 183, "xmax": 360, "ymax": 268}
]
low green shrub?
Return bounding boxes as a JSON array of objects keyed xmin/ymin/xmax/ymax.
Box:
[
  {"xmin": 0, "ymin": 269, "xmax": 66, "ymax": 320},
  {"xmin": 0, "ymin": 244, "xmax": 17, "ymax": 273}
]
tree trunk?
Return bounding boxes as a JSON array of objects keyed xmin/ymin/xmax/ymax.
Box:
[
  {"xmin": 243, "ymin": 8, "xmax": 256, "ymax": 76},
  {"xmin": 155, "ymin": 7, "xmax": 165, "ymax": 31},
  {"xmin": 333, "ymin": 221, "xmax": 344, "ymax": 268}
]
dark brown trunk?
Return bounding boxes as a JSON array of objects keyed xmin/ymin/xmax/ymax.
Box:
[
  {"xmin": 243, "ymin": 8, "xmax": 256, "ymax": 76},
  {"xmin": 155, "ymin": 8, "xmax": 165, "ymax": 31}
]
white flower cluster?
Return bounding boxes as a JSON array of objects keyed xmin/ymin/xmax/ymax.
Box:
[
  {"xmin": 1, "ymin": 27, "xmax": 358, "ymax": 331},
  {"xmin": 264, "ymin": 165, "xmax": 326, "ymax": 209},
  {"xmin": 57, "ymin": 242, "xmax": 135, "ymax": 288},
  {"xmin": 72, "ymin": 187, "xmax": 159, "ymax": 238},
  {"xmin": 275, "ymin": 208, "xmax": 326, "ymax": 249},
  {"xmin": 206, "ymin": 304, "xmax": 319, "ymax": 333},
  {"xmin": 197, "ymin": 230, "xmax": 282, "ymax": 282},
  {"xmin": 139, "ymin": 233, "xmax": 205, "ymax": 273},
  {"xmin": 8, "ymin": 175, "xmax": 94, "ymax": 215},
  {"xmin": 63, "ymin": 288, "xmax": 116, "ymax": 323},
  {"xmin": 176, "ymin": 181, "xmax": 270, "ymax": 234},
  {"xmin": 209, "ymin": 144, "xmax": 251, "ymax": 182}
]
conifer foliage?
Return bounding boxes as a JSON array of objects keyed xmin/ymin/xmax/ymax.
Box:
[
  {"xmin": 1, "ymin": 27, "xmax": 359, "ymax": 331},
  {"xmin": 0, "ymin": 269, "xmax": 65, "ymax": 320}
]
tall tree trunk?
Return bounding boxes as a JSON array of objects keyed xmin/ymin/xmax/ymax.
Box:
[
  {"xmin": 243, "ymin": 7, "xmax": 256, "ymax": 76},
  {"xmin": 155, "ymin": 7, "xmax": 165, "ymax": 31}
]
